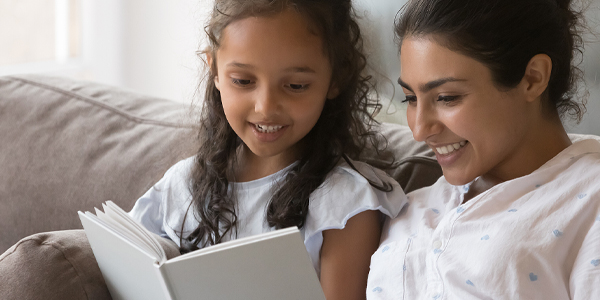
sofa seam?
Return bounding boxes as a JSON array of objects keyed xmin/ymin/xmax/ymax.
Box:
[
  {"xmin": 8, "ymin": 76, "xmax": 196, "ymax": 129},
  {"xmin": 0, "ymin": 236, "xmax": 92, "ymax": 300},
  {"xmin": 366, "ymin": 155, "xmax": 440, "ymax": 168},
  {"xmin": 395, "ymin": 155, "xmax": 440, "ymax": 167},
  {"xmin": 41, "ymin": 239, "xmax": 92, "ymax": 300}
]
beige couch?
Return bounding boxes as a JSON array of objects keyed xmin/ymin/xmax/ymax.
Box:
[{"xmin": 0, "ymin": 75, "xmax": 442, "ymax": 299}]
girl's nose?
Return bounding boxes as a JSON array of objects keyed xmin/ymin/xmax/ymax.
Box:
[
  {"xmin": 254, "ymin": 85, "xmax": 279, "ymax": 116},
  {"xmin": 408, "ymin": 102, "xmax": 443, "ymax": 142}
]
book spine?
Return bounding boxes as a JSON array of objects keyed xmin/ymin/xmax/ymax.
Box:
[{"xmin": 155, "ymin": 263, "xmax": 176, "ymax": 300}]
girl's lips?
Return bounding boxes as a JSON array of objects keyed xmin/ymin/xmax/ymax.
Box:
[{"xmin": 250, "ymin": 122, "xmax": 288, "ymax": 142}]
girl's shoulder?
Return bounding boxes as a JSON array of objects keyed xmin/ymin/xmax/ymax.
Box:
[
  {"xmin": 162, "ymin": 156, "xmax": 196, "ymax": 180},
  {"xmin": 307, "ymin": 157, "xmax": 407, "ymax": 221},
  {"xmin": 325, "ymin": 157, "xmax": 399, "ymax": 189}
]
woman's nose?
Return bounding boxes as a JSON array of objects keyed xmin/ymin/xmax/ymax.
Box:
[{"xmin": 408, "ymin": 102, "xmax": 443, "ymax": 142}]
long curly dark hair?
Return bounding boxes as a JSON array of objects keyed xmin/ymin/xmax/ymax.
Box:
[{"xmin": 179, "ymin": 0, "xmax": 390, "ymax": 252}]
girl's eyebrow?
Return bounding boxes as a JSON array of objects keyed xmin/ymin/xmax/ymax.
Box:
[
  {"xmin": 226, "ymin": 62, "xmax": 255, "ymax": 69},
  {"xmin": 284, "ymin": 66, "xmax": 316, "ymax": 73},
  {"xmin": 397, "ymin": 77, "xmax": 467, "ymax": 93},
  {"xmin": 225, "ymin": 62, "xmax": 316, "ymax": 74}
]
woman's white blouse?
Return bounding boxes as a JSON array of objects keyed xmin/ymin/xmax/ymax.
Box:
[
  {"xmin": 129, "ymin": 156, "xmax": 407, "ymax": 276},
  {"xmin": 368, "ymin": 139, "xmax": 600, "ymax": 300}
]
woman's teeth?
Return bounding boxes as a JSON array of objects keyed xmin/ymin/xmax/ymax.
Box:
[
  {"xmin": 436, "ymin": 141, "xmax": 467, "ymax": 155},
  {"xmin": 255, "ymin": 124, "xmax": 283, "ymax": 133}
]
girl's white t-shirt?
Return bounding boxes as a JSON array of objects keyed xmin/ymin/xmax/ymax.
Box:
[{"xmin": 129, "ymin": 156, "xmax": 407, "ymax": 276}]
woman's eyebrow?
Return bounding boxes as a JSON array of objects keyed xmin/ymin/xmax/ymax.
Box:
[{"xmin": 398, "ymin": 77, "xmax": 467, "ymax": 93}]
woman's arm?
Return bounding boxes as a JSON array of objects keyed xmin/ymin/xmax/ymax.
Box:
[{"xmin": 320, "ymin": 210, "xmax": 381, "ymax": 300}]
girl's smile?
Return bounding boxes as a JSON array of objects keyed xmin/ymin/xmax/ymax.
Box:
[
  {"xmin": 250, "ymin": 122, "xmax": 288, "ymax": 142},
  {"xmin": 213, "ymin": 8, "xmax": 336, "ymax": 177}
]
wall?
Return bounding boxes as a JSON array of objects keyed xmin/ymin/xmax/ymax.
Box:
[
  {"xmin": 3, "ymin": 0, "xmax": 598, "ymax": 134},
  {"xmin": 354, "ymin": 0, "xmax": 600, "ymax": 135}
]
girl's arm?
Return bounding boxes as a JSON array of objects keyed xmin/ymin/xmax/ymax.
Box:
[{"xmin": 319, "ymin": 210, "xmax": 381, "ymax": 300}]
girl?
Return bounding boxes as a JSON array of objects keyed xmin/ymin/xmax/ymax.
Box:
[
  {"xmin": 130, "ymin": 0, "xmax": 406, "ymax": 299},
  {"xmin": 368, "ymin": 0, "xmax": 600, "ymax": 299}
]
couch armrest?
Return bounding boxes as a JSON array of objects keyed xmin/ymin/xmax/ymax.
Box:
[{"xmin": 0, "ymin": 230, "xmax": 180, "ymax": 300}]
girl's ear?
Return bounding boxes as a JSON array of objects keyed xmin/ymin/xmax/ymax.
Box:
[
  {"xmin": 207, "ymin": 53, "xmax": 220, "ymax": 90},
  {"xmin": 326, "ymin": 83, "xmax": 340, "ymax": 100},
  {"xmin": 521, "ymin": 53, "xmax": 552, "ymax": 102}
]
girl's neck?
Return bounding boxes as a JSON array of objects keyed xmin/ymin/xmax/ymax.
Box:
[{"xmin": 233, "ymin": 145, "xmax": 301, "ymax": 182}]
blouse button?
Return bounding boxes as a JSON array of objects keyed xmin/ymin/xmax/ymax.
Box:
[{"xmin": 432, "ymin": 240, "xmax": 442, "ymax": 249}]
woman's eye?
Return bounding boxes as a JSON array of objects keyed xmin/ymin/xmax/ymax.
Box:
[
  {"xmin": 231, "ymin": 78, "xmax": 252, "ymax": 86},
  {"xmin": 401, "ymin": 95, "xmax": 417, "ymax": 104},
  {"xmin": 437, "ymin": 95, "xmax": 461, "ymax": 103}
]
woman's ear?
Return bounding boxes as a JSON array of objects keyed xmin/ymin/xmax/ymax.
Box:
[
  {"xmin": 207, "ymin": 53, "xmax": 220, "ymax": 90},
  {"xmin": 521, "ymin": 54, "xmax": 552, "ymax": 102},
  {"xmin": 326, "ymin": 83, "xmax": 340, "ymax": 100}
]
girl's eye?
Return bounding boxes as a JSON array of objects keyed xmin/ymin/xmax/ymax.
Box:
[
  {"xmin": 231, "ymin": 78, "xmax": 252, "ymax": 86},
  {"xmin": 401, "ymin": 95, "xmax": 417, "ymax": 104},
  {"xmin": 288, "ymin": 83, "xmax": 309, "ymax": 92}
]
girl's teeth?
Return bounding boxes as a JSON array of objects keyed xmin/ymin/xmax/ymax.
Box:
[
  {"xmin": 255, "ymin": 124, "xmax": 283, "ymax": 133},
  {"xmin": 436, "ymin": 141, "xmax": 468, "ymax": 155}
]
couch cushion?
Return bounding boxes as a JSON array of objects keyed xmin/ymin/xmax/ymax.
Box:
[
  {"xmin": 0, "ymin": 75, "xmax": 199, "ymax": 253},
  {"xmin": 0, "ymin": 230, "xmax": 180, "ymax": 300},
  {"xmin": 362, "ymin": 122, "xmax": 442, "ymax": 194}
]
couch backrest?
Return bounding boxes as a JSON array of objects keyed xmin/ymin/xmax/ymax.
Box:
[
  {"xmin": 0, "ymin": 75, "xmax": 442, "ymax": 253},
  {"xmin": 0, "ymin": 75, "xmax": 199, "ymax": 252}
]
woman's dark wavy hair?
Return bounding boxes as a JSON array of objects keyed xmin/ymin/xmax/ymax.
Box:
[
  {"xmin": 395, "ymin": 0, "xmax": 587, "ymax": 121},
  {"xmin": 179, "ymin": 0, "xmax": 388, "ymax": 252}
]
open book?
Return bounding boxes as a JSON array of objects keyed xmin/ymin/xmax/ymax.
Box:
[{"xmin": 78, "ymin": 201, "xmax": 326, "ymax": 300}]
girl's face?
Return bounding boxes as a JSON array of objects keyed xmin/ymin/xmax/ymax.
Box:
[
  {"xmin": 214, "ymin": 9, "xmax": 336, "ymax": 170},
  {"xmin": 400, "ymin": 36, "xmax": 534, "ymax": 185}
]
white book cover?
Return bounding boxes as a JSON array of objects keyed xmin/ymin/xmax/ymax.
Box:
[{"xmin": 79, "ymin": 201, "xmax": 326, "ymax": 300}]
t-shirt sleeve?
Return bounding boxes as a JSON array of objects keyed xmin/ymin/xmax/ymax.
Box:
[
  {"xmin": 303, "ymin": 159, "xmax": 408, "ymax": 275},
  {"xmin": 128, "ymin": 157, "xmax": 195, "ymax": 240}
]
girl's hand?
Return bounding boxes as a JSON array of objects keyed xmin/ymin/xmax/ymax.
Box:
[{"xmin": 320, "ymin": 210, "xmax": 381, "ymax": 300}]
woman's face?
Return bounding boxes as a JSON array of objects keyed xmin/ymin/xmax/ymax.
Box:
[{"xmin": 399, "ymin": 36, "xmax": 534, "ymax": 185}]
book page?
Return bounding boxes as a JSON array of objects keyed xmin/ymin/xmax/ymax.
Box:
[{"xmin": 102, "ymin": 201, "xmax": 166, "ymax": 262}]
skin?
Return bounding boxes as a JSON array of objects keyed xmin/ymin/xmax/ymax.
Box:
[
  {"xmin": 399, "ymin": 36, "xmax": 572, "ymax": 200},
  {"xmin": 213, "ymin": 9, "xmax": 379, "ymax": 299}
]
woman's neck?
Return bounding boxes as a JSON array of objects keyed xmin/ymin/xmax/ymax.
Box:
[{"xmin": 464, "ymin": 114, "xmax": 571, "ymax": 203}]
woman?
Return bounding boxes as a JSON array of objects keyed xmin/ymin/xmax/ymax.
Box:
[{"xmin": 367, "ymin": 0, "xmax": 599, "ymax": 299}]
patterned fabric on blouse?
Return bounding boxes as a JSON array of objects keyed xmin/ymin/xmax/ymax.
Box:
[{"xmin": 368, "ymin": 139, "xmax": 600, "ymax": 300}]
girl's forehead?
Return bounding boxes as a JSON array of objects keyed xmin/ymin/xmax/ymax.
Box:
[
  {"xmin": 215, "ymin": 9, "xmax": 331, "ymax": 72},
  {"xmin": 219, "ymin": 10, "xmax": 325, "ymax": 54}
]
